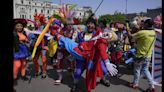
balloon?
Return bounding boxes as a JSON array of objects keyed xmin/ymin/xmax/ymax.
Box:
[
  {"xmin": 125, "ymin": 57, "xmax": 134, "ymax": 64},
  {"xmin": 31, "ymin": 18, "xmax": 55, "ymax": 59}
]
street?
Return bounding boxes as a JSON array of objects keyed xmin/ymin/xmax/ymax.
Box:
[{"xmin": 14, "ymin": 61, "xmax": 162, "ymax": 92}]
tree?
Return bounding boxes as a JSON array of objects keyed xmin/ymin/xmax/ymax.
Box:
[
  {"xmin": 112, "ymin": 12, "xmax": 126, "ymax": 23},
  {"xmin": 98, "ymin": 12, "xmax": 126, "ymax": 23},
  {"xmin": 99, "ymin": 14, "xmax": 112, "ymax": 24}
]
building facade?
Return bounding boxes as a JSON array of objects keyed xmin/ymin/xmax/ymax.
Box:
[
  {"xmin": 13, "ymin": 0, "xmax": 60, "ymax": 20},
  {"xmin": 146, "ymin": 8, "xmax": 162, "ymax": 19},
  {"xmin": 74, "ymin": 6, "xmax": 92, "ymax": 20},
  {"xmin": 13, "ymin": 0, "xmax": 92, "ymax": 21},
  {"xmin": 126, "ymin": 7, "xmax": 162, "ymax": 21}
]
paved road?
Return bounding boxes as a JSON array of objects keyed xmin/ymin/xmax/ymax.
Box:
[{"xmin": 14, "ymin": 61, "xmax": 162, "ymax": 92}]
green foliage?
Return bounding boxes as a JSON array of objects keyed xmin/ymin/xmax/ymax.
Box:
[
  {"xmin": 99, "ymin": 14, "xmax": 112, "ymax": 23},
  {"xmin": 113, "ymin": 12, "xmax": 126, "ymax": 23},
  {"xmin": 99, "ymin": 12, "xmax": 126, "ymax": 23}
]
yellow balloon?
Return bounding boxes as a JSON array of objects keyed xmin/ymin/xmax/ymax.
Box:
[{"xmin": 31, "ymin": 18, "xmax": 55, "ymax": 59}]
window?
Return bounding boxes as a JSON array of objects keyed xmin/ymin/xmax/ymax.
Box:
[
  {"xmin": 41, "ymin": 9, "xmax": 43, "ymax": 13},
  {"xmin": 35, "ymin": 9, "xmax": 37, "ymax": 13},
  {"xmin": 47, "ymin": 10, "xmax": 49, "ymax": 14},
  {"xmin": 30, "ymin": 15, "xmax": 31, "ymax": 19},
  {"xmin": 29, "ymin": 2, "xmax": 31, "ymax": 5},
  {"xmin": 79, "ymin": 13, "xmax": 81, "ymax": 16},
  {"xmin": 21, "ymin": 0, "xmax": 23, "ymax": 4},
  {"xmin": 22, "ymin": 15, "xmax": 24, "ymax": 19},
  {"xmin": 35, "ymin": 3, "xmax": 37, "ymax": 6},
  {"xmin": 20, "ymin": 15, "xmax": 21, "ymax": 18}
]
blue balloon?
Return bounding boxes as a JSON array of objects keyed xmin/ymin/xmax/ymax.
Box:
[{"xmin": 125, "ymin": 57, "xmax": 134, "ymax": 64}]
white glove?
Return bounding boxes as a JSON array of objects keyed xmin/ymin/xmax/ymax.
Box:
[{"xmin": 105, "ymin": 63, "xmax": 118, "ymax": 76}]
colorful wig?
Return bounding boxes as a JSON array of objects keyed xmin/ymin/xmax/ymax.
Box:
[
  {"xmin": 14, "ymin": 18, "xmax": 27, "ymax": 27},
  {"xmin": 34, "ymin": 13, "xmax": 46, "ymax": 24}
]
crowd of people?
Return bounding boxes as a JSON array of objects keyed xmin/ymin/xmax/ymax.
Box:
[{"xmin": 13, "ymin": 13, "xmax": 162, "ymax": 92}]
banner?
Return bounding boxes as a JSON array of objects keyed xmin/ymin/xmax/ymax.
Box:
[{"xmin": 152, "ymin": 29, "xmax": 162, "ymax": 86}]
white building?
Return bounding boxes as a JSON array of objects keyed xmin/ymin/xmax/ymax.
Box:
[
  {"xmin": 13, "ymin": 0, "xmax": 60, "ymax": 20},
  {"xmin": 13, "ymin": 0, "xmax": 92, "ymax": 21},
  {"xmin": 74, "ymin": 6, "xmax": 92, "ymax": 20}
]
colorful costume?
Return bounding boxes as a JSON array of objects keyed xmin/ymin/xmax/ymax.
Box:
[
  {"xmin": 55, "ymin": 30, "xmax": 118, "ymax": 92},
  {"xmin": 53, "ymin": 24, "xmax": 76, "ymax": 84},
  {"xmin": 77, "ymin": 27, "xmax": 109, "ymax": 82},
  {"xmin": 31, "ymin": 13, "xmax": 49, "ymax": 78},
  {"xmin": 13, "ymin": 19, "xmax": 30, "ymax": 81},
  {"xmin": 109, "ymin": 23, "xmax": 127, "ymax": 77}
]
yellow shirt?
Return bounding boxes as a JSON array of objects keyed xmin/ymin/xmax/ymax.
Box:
[{"xmin": 132, "ymin": 30, "xmax": 156, "ymax": 58}]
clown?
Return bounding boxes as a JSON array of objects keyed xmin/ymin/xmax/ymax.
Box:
[
  {"xmin": 31, "ymin": 13, "xmax": 49, "ymax": 78},
  {"xmin": 13, "ymin": 19, "xmax": 31, "ymax": 82},
  {"xmin": 77, "ymin": 16, "xmax": 111, "ymax": 87},
  {"xmin": 48, "ymin": 19, "xmax": 63, "ymax": 65},
  {"xmin": 109, "ymin": 22, "xmax": 126, "ymax": 78},
  {"xmin": 49, "ymin": 11, "xmax": 78, "ymax": 84},
  {"xmin": 50, "ymin": 25, "xmax": 118, "ymax": 92},
  {"xmin": 50, "ymin": 19, "xmax": 77, "ymax": 85},
  {"xmin": 49, "ymin": 19, "xmax": 69, "ymax": 85}
]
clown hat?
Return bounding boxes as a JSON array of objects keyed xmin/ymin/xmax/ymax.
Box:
[{"xmin": 14, "ymin": 18, "xmax": 27, "ymax": 27}]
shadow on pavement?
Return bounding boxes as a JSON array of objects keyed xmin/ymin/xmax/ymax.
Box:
[
  {"xmin": 45, "ymin": 59, "xmax": 88, "ymax": 92},
  {"xmin": 118, "ymin": 63, "xmax": 134, "ymax": 75}
]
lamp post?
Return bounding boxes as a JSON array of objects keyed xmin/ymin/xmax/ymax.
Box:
[
  {"xmin": 125, "ymin": 0, "xmax": 127, "ymax": 15},
  {"xmin": 60, "ymin": 0, "xmax": 61, "ymax": 5}
]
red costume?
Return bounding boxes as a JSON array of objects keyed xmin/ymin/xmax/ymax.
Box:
[
  {"xmin": 73, "ymin": 27, "xmax": 109, "ymax": 91},
  {"xmin": 74, "ymin": 38, "xmax": 109, "ymax": 91}
]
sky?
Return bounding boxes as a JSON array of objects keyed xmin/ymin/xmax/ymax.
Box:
[{"xmin": 51, "ymin": 0, "xmax": 161, "ymax": 16}]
